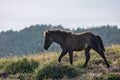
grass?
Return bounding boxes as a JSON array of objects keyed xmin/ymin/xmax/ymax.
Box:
[{"xmin": 0, "ymin": 45, "xmax": 120, "ymax": 80}]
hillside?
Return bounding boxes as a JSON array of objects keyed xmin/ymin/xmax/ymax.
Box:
[
  {"xmin": 0, "ymin": 24, "xmax": 120, "ymax": 57},
  {"xmin": 0, "ymin": 45, "xmax": 120, "ymax": 80}
]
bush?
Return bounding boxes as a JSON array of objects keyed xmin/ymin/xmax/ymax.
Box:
[
  {"xmin": 35, "ymin": 62, "xmax": 78, "ymax": 80},
  {"xmin": 5, "ymin": 58, "xmax": 39, "ymax": 74},
  {"xmin": 9, "ymin": 73, "xmax": 35, "ymax": 80},
  {"xmin": 107, "ymin": 73, "xmax": 120, "ymax": 80}
]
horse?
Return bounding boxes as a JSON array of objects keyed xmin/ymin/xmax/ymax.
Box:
[{"xmin": 43, "ymin": 29, "xmax": 111, "ymax": 68}]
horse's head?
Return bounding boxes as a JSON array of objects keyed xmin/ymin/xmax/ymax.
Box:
[{"xmin": 44, "ymin": 30, "xmax": 53, "ymax": 50}]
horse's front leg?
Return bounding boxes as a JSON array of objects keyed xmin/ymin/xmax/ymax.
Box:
[
  {"xmin": 58, "ymin": 50, "xmax": 68, "ymax": 63},
  {"xmin": 68, "ymin": 50, "xmax": 73, "ymax": 65}
]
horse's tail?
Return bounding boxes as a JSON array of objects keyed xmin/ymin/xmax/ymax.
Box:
[{"xmin": 96, "ymin": 35, "xmax": 105, "ymax": 52}]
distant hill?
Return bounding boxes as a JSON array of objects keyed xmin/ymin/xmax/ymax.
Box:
[{"xmin": 0, "ymin": 24, "xmax": 120, "ymax": 57}]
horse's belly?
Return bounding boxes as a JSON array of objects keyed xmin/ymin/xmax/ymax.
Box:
[
  {"xmin": 73, "ymin": 46, "xmax": 84, "ymax": 51},
  {"xmin": 73, "ymin": 43, "xmax": 88, "ymax": 51},
  {"xmin": 74, "ymin": 48, "xmax": 83, "ymax": 51}
]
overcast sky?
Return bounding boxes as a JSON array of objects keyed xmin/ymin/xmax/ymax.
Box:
[{"xmin": 0, "ymin": 0, "xmax": 120, "ymax": 31}]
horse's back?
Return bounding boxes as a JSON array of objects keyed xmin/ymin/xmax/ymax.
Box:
[
  {"xmin": 73, "ymin": 32, "xmax": 96, "ymax": 41},
  {"xmin": 79, "ymin": 32, "xmax": 95, "ymax": 36},
  {"xmin": 71, "ymin": 32, "xmax": 97, "ymax": 50}
]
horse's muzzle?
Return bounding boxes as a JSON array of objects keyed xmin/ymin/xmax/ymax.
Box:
[{"xmin": 44, "ymin": 46, "xmax": 48, "ymax": 50}]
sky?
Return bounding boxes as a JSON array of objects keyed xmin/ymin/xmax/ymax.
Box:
[{"xmin": 0, "ymin": 0, "xmax": 120, "ymax": 31}]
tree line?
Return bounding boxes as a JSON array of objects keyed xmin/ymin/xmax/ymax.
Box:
[{"xmin": 0, "ymin": 24, "xmax": 120, "ymax": 57}]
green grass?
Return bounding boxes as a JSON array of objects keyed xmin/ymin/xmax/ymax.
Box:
[{"xmin": 0, "ymin": 45, "xmax": 120, "ymax": 80}]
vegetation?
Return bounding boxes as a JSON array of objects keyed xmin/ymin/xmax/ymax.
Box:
[
  {"xmin": 5, "ymin": 58, "xmax": 39, "ymax": 74},
  {"xmin": 0, "ymin": 24, "xmax": 120, "ymax": 57},
  {"xmin": 0, "ymin": 45, "xmax": 120, "ymax": 80},
  {"xmin": 35, "ymin": 62, "xmax": 78, "ymax": 80}
]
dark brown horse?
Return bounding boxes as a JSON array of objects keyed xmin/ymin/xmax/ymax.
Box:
[{"xmin": 44, "ymin": 29, "xmax": 111, "ymax": 68}]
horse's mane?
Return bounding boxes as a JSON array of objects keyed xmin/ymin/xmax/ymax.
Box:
[
  {"xmin": 50, "ymin": 29, "xmax": 72, "ymax": 34},
  {"xmin": 44, "ymin": 29, "xmax": 72, "ymax": 37}
]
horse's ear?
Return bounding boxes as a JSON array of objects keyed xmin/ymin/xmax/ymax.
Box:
[
  {"xmin": 47, "ymin": 29, "xmax": 51, "ymax": 34},
  {"xmin": 44, "ymin": 30, "xmax": 48, "ymax": 37},
  {"xmin": 43, "ymin": 30, "xmax": 50, "ymax": 37},
  {"xmin": 46, "ymin": 29, "xmax": 49, "ymax": 33}
]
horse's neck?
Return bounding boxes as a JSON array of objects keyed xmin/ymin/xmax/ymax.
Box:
[{"xmin": 52, "ymin": 34, "xmax": 63, "ymax": 46}]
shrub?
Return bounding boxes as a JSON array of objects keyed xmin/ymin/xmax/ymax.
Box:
[
  {"xmin": 5, "ymin": 58, "xmax": 39, "ymax": 74},
  {"xmin": 107, "ymin": 73, "xmax": 120, "ymax": 80},
  {"xmin": 13, "ymin": 73, "xmax": 35, "ymax": 80},
  {"xmin": 35, "ymin": 62, "xmax": 78, "ymax": 80}
]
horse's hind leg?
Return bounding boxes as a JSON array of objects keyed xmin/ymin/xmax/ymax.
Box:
[
  {"xmin": 82, "ymin": 47, "xmax": 91, "ymax": 68},
  {"xmin": 93, "ymin": 48, "xmax": 111, "ymax": 68},
  {"xmin": 68, "ymin": 50, "xmax": 73, "ymax": 65},
  {"xmin": 58, "ymin": 50, "xmax": 68, "ymax": 63}
]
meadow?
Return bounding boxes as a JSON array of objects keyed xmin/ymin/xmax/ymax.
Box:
[{"xmin": 0, "ymin": 45, "xmax": 120, "ymax": 80}]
